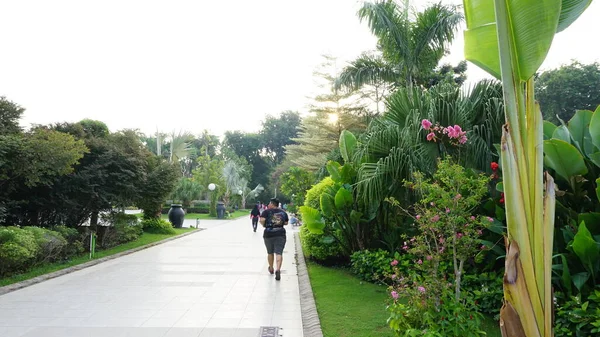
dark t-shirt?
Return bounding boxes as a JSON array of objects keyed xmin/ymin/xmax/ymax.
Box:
[{"xmin": 261, "ymin": 208, "xmax": 288, "ymax": 238}]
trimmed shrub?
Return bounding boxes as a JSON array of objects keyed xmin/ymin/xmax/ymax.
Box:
[
  {"xmin": 53, "ymin": 225, "xmax": 85, "ymax": 257},
  {"xmin": 99, "ymin": 213, "xmax": 143, "ymax": 248},
  {"xmin": 141, "ymin": 218, "xmax": 176, "ymax": 234},
  {"xmin": 299, "ymin": 225, "xmax": 345, "ymax": 264},
  {"xmin": 22, "ymin": 226, "xmax": 67, "ymax": 263},
  {"xmin": 0, "ymin": 226, "xmax": 39, "ymax": 276}
]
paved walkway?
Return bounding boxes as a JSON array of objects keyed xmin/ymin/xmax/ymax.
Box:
[{"xmin": 0, "ymin": 216, "xmax": 303, "ymax": 337}]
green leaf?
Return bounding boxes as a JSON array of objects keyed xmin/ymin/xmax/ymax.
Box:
[
  {"xmin": 543, "ymin": 139, "xmax": 588, "ymax": 181},
  {"xmin": 339, "ymin": 164, "xmax": 356, "ymax": 184},
  {"xmin": 578, "ymin": 213, "xmax": 600, "ymax": 235},
  {"xmin": 590, "ymin": 105, "xmax": 600, "ymax": 149},
  {"xmin": 320, "ymin": 194, "xmax": 335, "ymax": 217},
  {"xmin": 552, "ymin": 125, "xmax": 572, "ymax": 143},
  {"xmin": 543, "ymin": 120, "xmax": 558, "ymax": 140},
  {"xmin": 568, "ymin": 110, "xmax": 593, "ymax": 152},
  {"xmin": 326, "ymin": 161, "xmax": 341, "ymax": 182},
  {"xmin": 572, "ymin": 221, "xmax": 600, "ymax": 279},
  {"xmin": 560, "ymin": 254, "xmax": 573, "ymax": 295},
  {"xmin": 588, "ymin": 152, "xmax": 600, "ymax": 169},
  {"xmin": 350, "ymin": 210, "xmax": 363, "ymax": 224},
  {"xmin": 298, "ymin": 206, "xmax": 325, "ymax": 234},
  {"xmin": 464, "ymin": 0, "xmax": 561, "ymax": 81},
  {"xmin": 464, "ymin": 23, "xmax": 501, "ymax": 79},
  {"xmin": 480, "ymin": 239, "xmax": 505, "ymax": 256},
  {"xmin": 339, "ymin": 130, "xmax": 357, "ymax": 164},
  {"xmin": 557, "ymin": 0, "xmax": 594, "ymax": 32},
  {"xmin": 572, "ymin": 272, "xmax": 590, "ymax": 292},
  {"xmin": 596, "ymin": 177, "xmax": 600, "ymax": 201},
  {"xmin": 496, "ymin": 182, "xmax": 504, "ymax": 193},
  {"xmin": 320, "ymin": 236, "xmax": 335, "ymax": 244},
  {"xmin": 334, "ymin": 187, "xmax": 353, "ymax": 210}
]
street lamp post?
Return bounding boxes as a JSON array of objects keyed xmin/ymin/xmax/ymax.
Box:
[{"xmin": 208, "ymin": 183, "xmax": 217, "ymax": 217}]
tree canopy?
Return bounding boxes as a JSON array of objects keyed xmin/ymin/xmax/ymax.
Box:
[{"xmin": 535, "ymin": 61, "xmax": 600, "ymax": 123}]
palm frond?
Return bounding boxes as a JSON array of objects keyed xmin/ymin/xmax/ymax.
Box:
[
  {"xmin": 334, "ymin": 53, "xmax": 399, "ymax": 92},
  {"xmin": 358, "ymin": 1, "xmax": 411, "ymax": 61},
  {"xmin": 169, "ymin": 130, "xmax": 193, "ymax": 163}
]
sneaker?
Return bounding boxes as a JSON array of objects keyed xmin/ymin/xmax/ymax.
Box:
[
  {"xmin": 275, "ymin": 270, "xmax": 281, "ymax": 281},
  {"xmin": 268, "ymin": 266, "xmax": 274, "ymax": 275}
]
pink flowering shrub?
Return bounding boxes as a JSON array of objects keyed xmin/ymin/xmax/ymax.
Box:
[
  {"xmin": 421, "ymin": 119, "xmax": 468, "ymax": 145},
  {"xmin": 385, "ymin": 158, "xmax": 489, "ymax": 336}
]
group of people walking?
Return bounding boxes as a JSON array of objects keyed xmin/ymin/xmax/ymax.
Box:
[{"xmin": 249, "ymin": 199, "xmax": 299, "ymax": 281}]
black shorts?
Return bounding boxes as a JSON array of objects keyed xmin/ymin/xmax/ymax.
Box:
[{"xmin": 264, "ymin": 235, "xmax": 286, "ymax": 255}]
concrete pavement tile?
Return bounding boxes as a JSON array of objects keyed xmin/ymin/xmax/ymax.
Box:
[
  {"xmin": 0, "ymin": 327, "xmax": 33, "ymax": 337},
  {"xmin": 141, "ymin": 317, "xmax": 181, "ymax": 328},
  {"xmin": 198, "ymin": 328, "xmax": 236, "ymax": 337},
  {"xmin": 272, "ymin": 319, "xmax": 302, "ymax": 331},
  {"xmin": 164, "ymin": 327, "xmax": 203, "ymax": 337},
  {"xmin": 151, "ymin": 309, "xmax": 189, "ymax": 318},
  {"xmin": 232, "ymin": 328, "xmax": 260, "ymax": 337},
  {"xmin": 204, "ymin": 317, "xmax": 241, "ymax": 328},
  {"xmin": 172, "ymin": 316, "xmax": 210, "ymax": 328},
  {"xmin": 238, "ymin": 317, "xmax": 271, "ymax": 328},
  {"xmin": 278, "ymin": 328, "xmax": 303, "ymax": 337}
]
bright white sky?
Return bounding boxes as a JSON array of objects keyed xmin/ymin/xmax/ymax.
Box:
[{"xmin": 1, "ymin": 0, "xmax": 599, "ymax": 136}]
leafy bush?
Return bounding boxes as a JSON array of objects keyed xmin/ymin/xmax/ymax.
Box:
[
  {"xmin": 385, "ymin": 158, "xmax": 490, "ymax": 336},
  {"xmin": 53, "ymin": 225, "xmax": 85, "ymax": 256},
  {"xmin": 350, "ymin": 249, "xmax": 405, "ymax": 283},
  {"xmin": 554, "ymin": 289, "xmax": 600, "ymax": 337},
  {"xmin": 22, "ymin": 226, "xmax": 67, "ymax": 263},
  {"xmin": 388, "ymin": 288, "xmax": 485, "ymax": 337},
  {"xmin": 462, "ymin": 271, "xmax": 504, "ymax": 319},
  {"xmin": 304, "ymin": 177, "xmax": 334, "ymax": 210},
  {"xmin": 99, "ymin": 213, "xmax": 143, "ymax": 247},
  {"xmin": 0, "ymin": 226, "xmax": 39, "ymax": 276},
  {"xmin": 142, "ymin": 218, "xmax": 176, "ymax": 234},
  {"xmin": 299, "ymin": 225, "xmax": 345, "ymax": 264}
]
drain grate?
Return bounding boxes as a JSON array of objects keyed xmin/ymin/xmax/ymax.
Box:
[{"xmin": 259, "ymin": 326, "xmax": 280, "ymax": 337}]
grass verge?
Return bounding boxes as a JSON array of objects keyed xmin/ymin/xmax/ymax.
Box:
[
  {"xmin": 306, "ymin": 261, "xmax": 502, "ymax": 337},
  {"xmin": 0, "ymin": 228, "xmax": 195, "ymax": 287},
  {"xmin": 307, "ymin": 261, "xmax": 393, "ymax": 337}
]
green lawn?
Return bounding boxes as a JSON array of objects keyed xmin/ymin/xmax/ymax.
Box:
[
  {"xmin": 307, "ymin": 262, "xmax": 394, "ymax": 337},
  {"xmin": 0, "ymin": 228, "xmax": 196, "ymax": 287},
  {"xmin": 307, "ymin": 262, "xmax": 502, "ymax": 337},
  {"xmin": 135, "ymin": 209, "xmax": 250, "ymax": 220}
]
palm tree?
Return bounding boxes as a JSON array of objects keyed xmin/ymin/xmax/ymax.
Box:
[
  {"xmin": 168, "ymin": 130, "xmax": 193, "ymax": 163},
  {"xmin": 170, "ymin": 178, "xmax": 204, "ymax": 210},
  {"xmin": 335, "ymin": 1, "xmax": 462, "ymax": 91},
  {"xmin": 355, "ymin": 80, "xmax": 504, "ymax": 206},
  {"xmin": 222, "ymin": 159, "xmax": 248, "ymax": 208}
]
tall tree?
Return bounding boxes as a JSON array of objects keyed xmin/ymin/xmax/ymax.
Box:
[
  {"xmin": 335, "ymin": 1, "xmax": 463, "ymax": 91},
  {"xmin": 0, "ymin": 97, "xmax": 24, "ymax": 135},
  {"xmin": 222, "ymin": 131, "xmax": 270, "ymax": 192},
  {"xmin": 535, "ymin": 61, "xmax": 600, "ymax": 123},
  {"xmin": 137, "ymin": 156, "xmax": 179, "ymax": 219},
  {"xmin": 285, "ymin": 55, "xmax": 368, "ymax": 173},
  {"xmin": 260, "ymin": 111, "xmax": 301, "ymax": 164}
]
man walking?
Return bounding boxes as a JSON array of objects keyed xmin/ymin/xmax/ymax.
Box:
[{"xmin": 260, "ymin": 198, "xmax": 288, "ymax": 281}]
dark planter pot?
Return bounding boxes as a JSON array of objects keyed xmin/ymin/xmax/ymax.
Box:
[{"xmin": 168, "ymin": 204, "xmax": 185, "ymax": 228}]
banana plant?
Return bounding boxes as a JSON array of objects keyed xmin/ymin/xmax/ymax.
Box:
[{"xmin": 462, "ymin": 0, "xmax": 593, "ymax": 336}]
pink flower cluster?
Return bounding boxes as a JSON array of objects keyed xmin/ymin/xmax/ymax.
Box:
[{"xmin": 421, "ymin": 119, "xmax": 468, "ymax": 145}]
